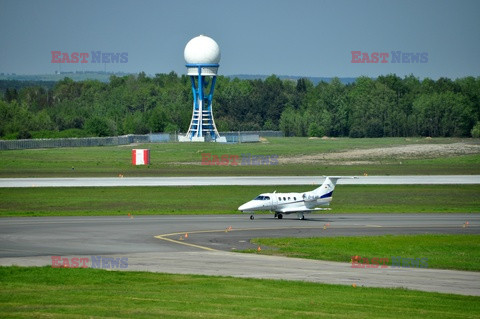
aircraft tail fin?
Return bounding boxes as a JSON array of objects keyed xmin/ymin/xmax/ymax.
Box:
[{"xmin": 312, "ymin": 176, "xmax": 356, "ymax": 198}]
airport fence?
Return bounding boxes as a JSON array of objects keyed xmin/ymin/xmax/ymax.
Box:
[{"xmin": 0, "ymin": 131, "xmax": 283, "ymax": 150}]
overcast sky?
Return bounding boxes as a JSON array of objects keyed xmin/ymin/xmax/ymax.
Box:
[{"xmin": 1, "ymin": 0, "xmax": 479, "ymax": 79}]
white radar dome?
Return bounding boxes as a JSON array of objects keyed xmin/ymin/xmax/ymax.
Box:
[{"xmin": 184, "ymin": 35, "xmax": 221, "ymax": 64}]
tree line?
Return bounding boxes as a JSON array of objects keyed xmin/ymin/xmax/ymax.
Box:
[{"xmin": 1, "ymin": 72, "xmax": 479, "ymax": 139}]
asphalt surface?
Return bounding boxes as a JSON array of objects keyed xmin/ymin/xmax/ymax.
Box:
[
  {"xmin": 1, "ymin": 214, "xmax": 479, "ymax": 296},
  {"xmin": 1, "ymin": 175, "xmax": 479, "ymax": 187}
]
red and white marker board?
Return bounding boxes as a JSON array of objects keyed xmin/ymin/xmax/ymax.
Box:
[{"xmin": 132, "ymin": 149, "xmax": 150, "ymax": 165}]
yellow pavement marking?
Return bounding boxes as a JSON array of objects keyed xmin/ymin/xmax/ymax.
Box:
[
  {"xmin": 154, "ymin": 226, "xmax": 327, "ymax": 252},
  {"xmin": 154, "ymin": 235, "xmax": 218, "ymax": 252},
  {"xmin": 154, "ymin": 225, "xmax": 476, "ymax": 251}
]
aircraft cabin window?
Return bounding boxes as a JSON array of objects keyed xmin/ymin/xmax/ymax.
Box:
[
  {"xmin": 283, "ymin": 197, "xmax": 286, "ymax": 201},
  {"xmin": 288, "ymin": 197, "xmax": 291, "ymax": 200},
  {"xmin": 279, "ymin": 197, "xmax": 281, "ymax": 201},
  {"xmin": 294, "ymin": 197, "xmax": 296, "ymax": 200}
]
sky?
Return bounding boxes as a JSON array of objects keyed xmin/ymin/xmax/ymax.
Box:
[{"xmin": 0, "ymin": 0, "xmax": 479, "ymax": 79}]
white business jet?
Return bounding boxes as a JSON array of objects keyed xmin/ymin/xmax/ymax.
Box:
[{"xmin": 238, "ymin": 176, "xmax": 356, "ymax": 220}]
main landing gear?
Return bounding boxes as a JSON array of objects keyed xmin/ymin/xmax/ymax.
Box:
[{"xmin": 250, "ymin": 213, "xmax": 304, "ymax": 220}]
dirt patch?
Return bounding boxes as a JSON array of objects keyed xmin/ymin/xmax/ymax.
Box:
[
  {"xmin": 308, "ymin": 136, "xmax": 337, "ymax": 140},
  {"xmin": 278, "ymin": 142, "xmax": 480, "ymax": 165},
  {"xmin": 118, "ymin": 143, "xmax": 141, "ymax": 148}
]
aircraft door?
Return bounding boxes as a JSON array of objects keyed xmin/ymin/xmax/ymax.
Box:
[{"xmin": 271, "ymin": 195, "xmax": 277, "ymax": 209}]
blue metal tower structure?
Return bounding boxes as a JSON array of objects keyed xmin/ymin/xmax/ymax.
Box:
[
  {"xmin": 180, "ymin": 35, "xmax": 225, "ymax": 142},
  {"xmin": 184, "ymin": 63, "xmax": 222, "ymax": 141}
]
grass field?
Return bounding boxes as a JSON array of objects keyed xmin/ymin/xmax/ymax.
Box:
[
  {"xmin": 1, "ymin": 137, "xmax": 479, "ymax": 177},
  {"xmin": 0, "ymin": 184, "xmax": 479, "ymax": 217},
  {"xmin": 1, "ymin": 138, "xmax": 479, "ymax": 317},
  {"xmin": 1, "ymin": 266, "xmax": 479, "ymax": 318},
  {"xmin": 246, "ymin": 234, "xmax": 480, "ymax": 271}
]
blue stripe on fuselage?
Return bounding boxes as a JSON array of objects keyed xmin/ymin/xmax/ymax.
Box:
[{"xmin": 320, "ymin": 191, "xmax": 333, "ymax": 199}]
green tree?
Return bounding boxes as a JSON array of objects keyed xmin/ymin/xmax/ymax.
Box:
[
  {"xmin": 348, "ymin": 77, "xmax": 395, "ymax": 137},
  {"xmin": 471, "ymin": 122, "xmax": 480, "ymax": 138},
  {"xmin": 413, "ymin": 92, "xmax": 472, "ymax": 137},
  {"xmin": 85, "ymin": 117, "xmax": 116, "ymax": 137},
  {"xmin": 279, "ymin": 107, "xmax": 297, "ymax": 136},
  {"xmin": 4, "ymin": 88, "xmax": 18, "ymax": 102},
  {"xmin": 148, "ymin": 107, "xmax": 167, "ymax": 133}
]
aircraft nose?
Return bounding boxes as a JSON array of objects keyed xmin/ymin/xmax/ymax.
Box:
[{"xmin": 238, "ymin": 201, "xmax": 255, "ymax": 211}]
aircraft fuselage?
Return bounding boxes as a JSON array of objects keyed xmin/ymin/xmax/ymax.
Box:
[{"xmin": 238, "ymin": 176, "xmax": 349, "ymax": 220}]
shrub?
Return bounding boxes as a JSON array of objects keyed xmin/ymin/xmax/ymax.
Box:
[{"xmin": 472, "ymin": 122, "xmax": 480, "ymax": 138}]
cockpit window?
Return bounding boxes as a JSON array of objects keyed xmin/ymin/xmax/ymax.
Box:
[{"xmin": 254, "ymin": 196, "xmax": 270, "ymax": 201}]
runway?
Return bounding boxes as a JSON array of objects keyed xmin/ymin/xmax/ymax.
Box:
[
  {"xmin": 1, "ymin": 175, "xmax": 479, "ymax": 187},
  {"xmin": 1, "ymin": 214, "xmax": 479, "ymax": 296}
]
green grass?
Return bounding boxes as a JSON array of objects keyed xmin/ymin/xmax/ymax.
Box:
[
  {"xmin": 1, "ymin": 137, "xmax": 479, "ymax": 177},
  {"xmin": 246, "ymin": 234, "xmax": 480, "ymax": 271},
  {"xmin": 0, "ymin": 267, "xmax": 479, "ymax": 318},
  {"xmin": 0, "ymin": 185, "xmax": 479, "ymax": 217}
]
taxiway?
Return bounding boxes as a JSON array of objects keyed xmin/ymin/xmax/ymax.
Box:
[{"xmin": 1, "ymin": 214, "xmax": 479, "ymax": 296}]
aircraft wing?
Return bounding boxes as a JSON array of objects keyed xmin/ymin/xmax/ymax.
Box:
[{"xmin": 277, "ymin": 207, "xmax": 331, "ymax": 213}]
